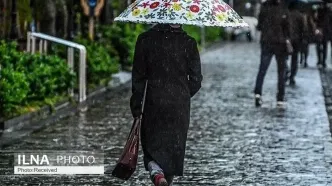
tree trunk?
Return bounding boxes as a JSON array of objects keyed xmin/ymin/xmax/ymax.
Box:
[
  {"xmin": 67, "ymin": 0, "xmax": 74, "ymax": 39},
  {"xmin": 3, "ymin": 0, "xmax": 9, "ymax": 38},
  {"xmin": 101, "ymin": 0, "xmax": 112, "ymax": 24},
  {"xmin": 59, "ymin": 0, "xmax": 68, "ymax": 38},
  {"xmin": 39, "ymin": 0, "xmax": 56, "ymax": 36},
  {"xmin": 0, "ymin": 0, "xmax": 4, "ymax": 38},
  {"xmin": 16, "ymin": 11, "xmax": 22, "ymax": 38}
]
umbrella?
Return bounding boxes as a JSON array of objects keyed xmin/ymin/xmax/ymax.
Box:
[
  {"xmin": 287, "ymin": 0, "xmax": 324, "ymax": 11},
  {"xmin": 291, "ymin": 0, "xmax": 308, "ymax": 3},
  {"xmin": 287, "ymin": 0, "xmax": 324, "ymax": 3},
  {"xmin": 114, "ymin": 0, "xmax": 248, "ymax": 27}
]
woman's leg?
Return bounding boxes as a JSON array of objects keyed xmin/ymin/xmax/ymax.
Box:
[
  {"xmin": 148, "ymin": 161, "xmax": 163, "ymax": 176},
  {"xmin": 300, "ymin": 49, "xmax": 304, "ymax": 64},
  {"xmin": 304, "ymin": 44, "xmax": 309, "ymax": 67},
  {"xmin": 316, "ymin": 42, "xmax": 321, "ymax": 65},
  {"xmin": 148, "ymin": 161, "xmax": 168, "ymax": 186}
]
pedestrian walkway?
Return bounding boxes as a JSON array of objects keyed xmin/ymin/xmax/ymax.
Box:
[{"xmin": 1, "ymin": 42, "xmax": 332, "ymax": 185}]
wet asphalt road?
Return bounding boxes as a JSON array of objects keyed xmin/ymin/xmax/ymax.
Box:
[{"xmin": 1, "ymin": 42, "xmax": 332, "ymax": 186}]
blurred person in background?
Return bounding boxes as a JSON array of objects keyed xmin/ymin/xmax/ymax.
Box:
[
  {"xmin": 328, "ymin": 5, "xmax": 332, "ymax": 60},
  {"xmin": 254, "ymin": 0, "xmax": 291, "ymax": 107},
  {"xmin": 314, "ymin": 3, "xmax": 330, "ymax": 68},
  {"xmin": 300, "ymin": 9, "xmax": 316, "ymax": 68},
  {"xmin": 287, "ymin": 2, "xmax": 305, "ymax": 86}
]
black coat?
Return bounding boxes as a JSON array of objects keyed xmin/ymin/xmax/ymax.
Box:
[
  {"xmin": 302, "ymin": 13, "xmax": 317, "ymax": 44},
  {"xmin": 315, "ymin": 7, "xmax": 330, "ymax": 41},
  {"xmin": 329, "ymin": 11, "xmax": 332, "ymax": 40},
  {"xmin": 257, "ymin": 1, "xmax": 291, "ymax": 45},
  {"xmin": 289, "ymin": 10, "xmax": 305, "ymax": 43},
  {"xmin": 130, "ymin": 24, "xmax": 203, "ymax": 176}
]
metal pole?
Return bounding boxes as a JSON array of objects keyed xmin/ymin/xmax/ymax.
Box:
[
  {"xmin": 79, "ymin": 49, "xmax": 87, "ymax": 102},
  {"xmin": 27, "ymin": 32, "xmax": 31, "ymax": 52},
  {"xmin": 68, "ymin": 47, "xmax": 74, "ymax": 97},
  {"xmin": 31, "ymin": 36, "xmax": 36, "ymax": 54},
  {"xmin": 39, "ymin": 39, "xmax": 43, "ymax": 53},
  {"xmin": 0, "ymin": 118, "xmax": 4, "ymax": 135},
  {"xmin": 28, "ymin": 32, "xmax": 87, "ymax": 102},
  {"xmin": 44, "ymin": 40, "xmax": 48, "ymax": 54}
]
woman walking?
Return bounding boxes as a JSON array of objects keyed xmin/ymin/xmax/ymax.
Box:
[{"xmin": 130, "ymin": 24, "xmax": 203, "ymax": 186}]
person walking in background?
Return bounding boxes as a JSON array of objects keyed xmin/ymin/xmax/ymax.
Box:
[
  {"xmin": 328, "ymin": 5, "xmax": 332, "ymax": 60},
  {"xmin": 130, "ymin": 24, "xmax": 203, "ymax": 186},
  {"xmin": 287, "ymin": 2, "xmax": 305, "ymax": 86},
  {"xmin": 254, "ymin": 0, "xmax": 291, "ymax": 107},
  {"xmin": 314, "ymin": 4, "xmax": 329, "ymax": 68},
  {"xmin": 300, "ymin": 9, "xmax": 316, "ymax": 68}
]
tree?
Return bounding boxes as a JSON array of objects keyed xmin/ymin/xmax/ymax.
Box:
[
  {"xmin": 40, "ymin": 0, "xmax": 56, "ymax": 36},
  {"xmin": 57, "ymin": 0, "xmax": 69, "ymax": 38}
]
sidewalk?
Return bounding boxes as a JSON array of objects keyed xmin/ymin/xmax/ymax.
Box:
[{"xmin": 1, "ymin": 42, "xmax": 332, "ymax": 185}]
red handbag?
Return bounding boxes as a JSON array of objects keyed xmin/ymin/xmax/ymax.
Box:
[{"xmin": 112, "ymin": 81, "xmax": 148, "ymax": 180}]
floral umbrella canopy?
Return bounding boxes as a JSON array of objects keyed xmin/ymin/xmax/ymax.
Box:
[{"xmin": 114, "ymin": 0, "xmax": 248, "ymax": 27}]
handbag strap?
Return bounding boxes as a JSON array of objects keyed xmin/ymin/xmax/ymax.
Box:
[{"xmin": 141, "ymin": 80, "xmax": 148, "ymax": 114}]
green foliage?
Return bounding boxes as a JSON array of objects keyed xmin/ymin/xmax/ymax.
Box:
[
  {"xmin": 0, "ymin": 69, "xmax": 30, "ymax": 115},
  {"xmin": 21, "ymin": 54, "xmax": 76, "ymax": 100},
  {"xmin": 0, "ymin": 41, "xmax": 75, "ymax": 118},
  {"xmin": 50, "ymin": 44, "xmax": 67, "ymax": 59},
  {"xmin": 17, "ymin": 0, "xmax": 33, "ymax": 23},
  {"xmin": 50, "ymin": 35, "xmax": 121, "ymax": 86},
  {"xmin": 111, "ymin": 0, "xmax": 121, "ymax": 11},
  {"xmin": 110, "ymin": 0, "xmax": 127, "ymax": 16},
  {"xmin": 74, "ymin": 36, "xmax": 120, "ymax": 85},
  {"xmin": 183, "ymin": 25, "xmax": 202, "ymax": 44},
  {"xmin": 100, "ymin": 23, "xmax": 146, "ymax": 66},
  {"xmin": 205, "ymin": 27, "xmax": 225, "ymax": 43},
  {"xmin": 183, "ymin": 25, "xmax": 226, "ymax": 47},
  {"xmin": 0, "ymin": 41, "xmax": 22, "ymax": 69}
]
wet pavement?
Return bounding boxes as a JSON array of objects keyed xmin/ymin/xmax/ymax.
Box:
[{"xmin": 1, "ymin": 42, "xmax": 332, "ymax": 185}]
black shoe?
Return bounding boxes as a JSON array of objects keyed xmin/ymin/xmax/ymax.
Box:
[
  {"xmin": 304, "ymin": 62, "xmax": 308, "ymax": 68},
  {"xmin": 255, "ymin": 94, "xmax": 262, "ymax": 107},
  {"xmin": 290, "ymin": 78, "xmax": 296, "ymax": 86}
]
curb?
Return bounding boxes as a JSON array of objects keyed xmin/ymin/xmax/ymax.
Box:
[
  {"xmin": 319, "ymin": 68, "xmax": 332, "ymax": 137},
  {"xmin": 0, "ymin": 71, "xmax": 132, "ymax": 148}
]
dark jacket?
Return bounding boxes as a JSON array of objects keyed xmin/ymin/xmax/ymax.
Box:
[
  {"xmin": 329, "ymin": 11, "xmax": 332, "ymax": 40},
  {"xmin": 302, "ymin": 13, "xmax": 317, "ymax": 43},
  {"xmin": 315, "ymin": 6, "xmax": 330, "ymax": 40},
  {"xmin": 289, "ymin": 10, "xmax": 305, "ymax": 43},
  {"xmin": 257, "ymin": 1, "xmax": 291, "ymax": 44},
  {"xmin": 130, "ymin": 24, "xmax": 202, "ymax": 176}
]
